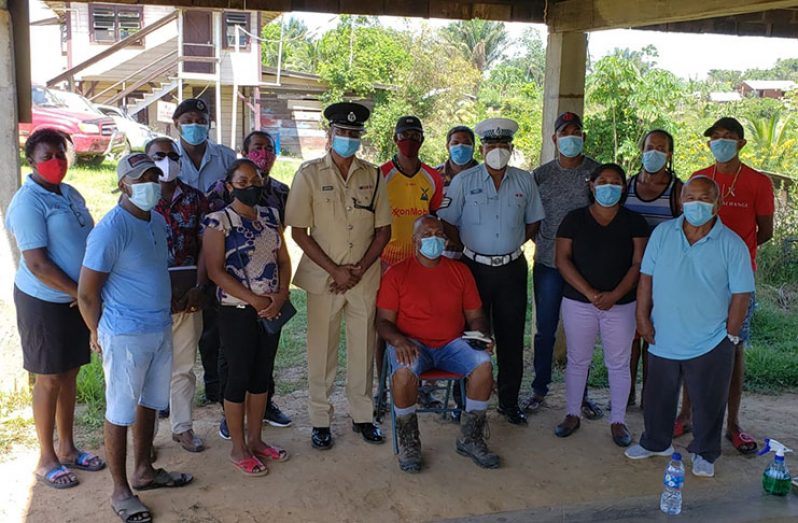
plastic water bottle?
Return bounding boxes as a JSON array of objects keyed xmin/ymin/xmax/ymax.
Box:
[{"xmin": 660, "ymin": 452, "xmax": 685, "ymax": 515}]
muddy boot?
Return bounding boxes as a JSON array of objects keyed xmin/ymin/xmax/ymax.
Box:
[
  {"xmin": 396, "ymin": 412, "xmax": 422, "ymax": 473},
  {"xmin": 456, "ymin": 410, "xmax": 500, "ymax": 469}
]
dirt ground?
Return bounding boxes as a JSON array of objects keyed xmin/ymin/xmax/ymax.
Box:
[{"xmin": 1, "ymin": 386, "xmax": 796, "ymax": 523}]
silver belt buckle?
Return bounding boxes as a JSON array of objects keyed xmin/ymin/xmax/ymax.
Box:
[{"xmin": 491, "ymin": 256, "xmax": 504, "ymax": 266}]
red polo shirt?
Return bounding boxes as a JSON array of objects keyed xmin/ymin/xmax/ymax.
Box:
[
  {"xmin": 691, "ymin": 163, "xmax": 774, "ymax": 270},
  {"xmin": 377, "ymin": 255, "xmax": 481, "ymax": 348}
]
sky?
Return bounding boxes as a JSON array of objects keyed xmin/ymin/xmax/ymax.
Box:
[{"xmin": 284, "ymin": 12, "xmax": 798, "ymax": 81}]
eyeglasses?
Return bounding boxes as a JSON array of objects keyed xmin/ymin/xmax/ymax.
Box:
[
  {"xmin": 397, "ymin": 131, "xmax": 423, "ymax": 141},
  {"xmin": 151, "ymin": 152, "xmax": 181, "ymax": 162},
  {"xmin": 68, "ymin": 201, "xmax": 87, "ymax": 227}
]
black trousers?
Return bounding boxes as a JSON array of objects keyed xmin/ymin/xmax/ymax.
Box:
[
  {"xmin": 219, "ymin": 330, "xmax": 280, "ymax": 405},
  {"xmin": 218, "ymin": 305, "xmax": 280, "ymax": 403},
  {"xmin": 640, "ymin": 338, "xmax": 735, "ymax": 463},
  {"xmin": 199, "ymin": 305, "xmax": 221, "ymax": 402},
  {"xmin": 463, "ymin": 256, "xmax": 528, "ymax": 409}
]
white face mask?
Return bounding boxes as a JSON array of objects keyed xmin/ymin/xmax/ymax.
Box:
[
  {"xmin": 155, "ymin": 157, "xmax": 180, "ymax": 183},
  {"xmin": 485, "ymin": 148, "xmax": 511, "ymax": 170}
]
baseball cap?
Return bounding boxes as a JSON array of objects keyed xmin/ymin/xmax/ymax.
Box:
[
  {"xmin": 117, "ymin": 153, "xmax": 160, "ymax": 182},
  {"xmin": 173, "ymin": 98, "xmax": 210, "ymax": 120},
  {"xmin": 395, "ymin": 115, "xmax": 423, "ymax": 134},
  {"xmin": 554, "ymin": 112, "xmax": 583, "ymax": 132},
  {"xmin": 704, "ymin": 117, "xmax": 744, "ymax": 139}
]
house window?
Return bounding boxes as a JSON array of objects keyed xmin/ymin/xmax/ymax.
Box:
[
  {"xmin": 89, "ymin": 4, "xmax": 143, "ymax": 44},
  {"xmin": 224, "ymin": 12, "xmax": 250, "ymax": 49}
]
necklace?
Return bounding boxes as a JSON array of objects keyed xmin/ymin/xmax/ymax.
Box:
[{"xmin": 711, "ymin": 163, "xmax": 743, "ymax": 199}]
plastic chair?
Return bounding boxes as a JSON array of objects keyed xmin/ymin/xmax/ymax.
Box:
[{"xmin": 374, "ymin": 355, "xmax": 466, "ymax": 454}]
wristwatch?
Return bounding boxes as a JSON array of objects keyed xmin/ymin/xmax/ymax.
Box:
[{"xmin": 727, "ymin": 333, "xmax": 741, "ymax": 345}]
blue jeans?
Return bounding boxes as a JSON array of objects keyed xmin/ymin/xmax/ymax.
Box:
[
  {"xmin": 387, "ymin": 338, "xmax": 491, "ymax": 378},
  {"xmin": 532, "ymin": 264, "xmax": 565, "ymax": 397}
]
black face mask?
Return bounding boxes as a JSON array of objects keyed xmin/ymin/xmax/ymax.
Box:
[{"xmin": 232, "ymin": 186, "xmax": 262, "ymax": 207}]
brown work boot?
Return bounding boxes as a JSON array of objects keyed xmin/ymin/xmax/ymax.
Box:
[
  {"xmin": 456, "ymin": 410, "xmax": 500, "ymax": 469},
  {"xmin": 396, "ymin": 412, "xmax": 422, "ymax": 473}
]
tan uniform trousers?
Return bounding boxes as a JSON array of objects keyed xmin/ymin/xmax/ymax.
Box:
[
  {"xmin": 307, "ymin": 287, "xmax": 377, "ymax": 427},
  {"xmin": 169, "ymin": 310, "xmax": 203, "ymax": 434}
]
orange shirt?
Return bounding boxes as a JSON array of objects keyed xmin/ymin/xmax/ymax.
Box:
[
  {"xmin": 691, "ymin": 163, "xmax": 774, "ymax": 270},
  {"xmin": 379, "ymin": 159, "xmax": 444, "ymax": 265},
  {"xmin": 377, "ymin": 256, "xmax": 482, "ymax": 348}
]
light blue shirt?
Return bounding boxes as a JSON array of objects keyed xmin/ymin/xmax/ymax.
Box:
[
  {"xmin": 82, "ymin": 205, "xmax": 172, "ymax": 335},
  {"xmin": 6, "ymin": 175, "xmax": 94, "ymax": 303},
  {"xmin": 438, "ymin": 164, "xmax": 545, "ymax": 255},
  {"xmin": 177, "ymin": 141, "xmax": 237, "ymax": 193},
  {"xmin": 642, "ymin": 216, "xmax": 755, "ymax": 360}
]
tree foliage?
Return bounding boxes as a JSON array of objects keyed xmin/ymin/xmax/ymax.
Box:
[{"xmin": 442, "ymin": 19, "xmax": 509, "ymax": 73}]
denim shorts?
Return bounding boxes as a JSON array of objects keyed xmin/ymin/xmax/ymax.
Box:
[
  {"xmin": 387, "ymin": 337, "xmax": 491, "ymax": 377},
  {"xmin": 99, "ymin": 327, "xmax": 173, "ymax": 426},
  {"xmin": 740, "ymin": 291, "xmax": 756, "ymax": 346}
]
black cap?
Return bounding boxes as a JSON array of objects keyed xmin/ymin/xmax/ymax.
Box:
[
  {"xmin": 395, "ymin": 115, "xmax": 423, "ymax": 134},
  {"xmin": 704, "ymin": 117, "xmax": 744, "ymax": 139},
  {"xmin": 324, "ymin": 102, "xmax": 370, "ymax": 130},
  {"xmin": 555, "ymin": 111, "xmax": 583, "ymax": 132},
  {"xmin": 173, "ymin": 98, "xmax": 209, "ymax": 120}
]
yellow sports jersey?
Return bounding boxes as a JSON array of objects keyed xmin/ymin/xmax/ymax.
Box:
[{"xmin": 379, "ymin": 158, "xmax": 444, "ymax": 265}]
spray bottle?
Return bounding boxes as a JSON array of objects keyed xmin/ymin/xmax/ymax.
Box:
[{"xmin": 757, "ymin": 438, "xmax": 793, "ymax": 496}]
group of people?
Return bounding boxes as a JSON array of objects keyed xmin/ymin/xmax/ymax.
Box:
[{"xmin": 7, "ymin": 90, "xmax": 774, "ymax": 521}]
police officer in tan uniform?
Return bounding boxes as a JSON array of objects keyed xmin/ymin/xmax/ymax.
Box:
[{"xmin": 285, "ymin": 102, "xmax": 391, "ymax": 450}]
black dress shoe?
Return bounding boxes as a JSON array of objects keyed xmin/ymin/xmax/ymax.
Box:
[
  {"xmin": 497, "ymin": 405, "xmax": 528, "ymax": 425},
  {"xmin": 352, "ymin": 422, "xmax": 385, "ymax": 444},
  {"xmin": 311, "ymin": 427, "xmax": 334, "ymax": 450}
]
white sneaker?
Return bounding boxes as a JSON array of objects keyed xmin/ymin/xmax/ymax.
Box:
[
  {"xmin": 691, "ymin": 453, "xmax": 715, "ymax": 477},
  {"xmin": 624, "ymin": 444, "xmax": 675, "ymax": 460}
]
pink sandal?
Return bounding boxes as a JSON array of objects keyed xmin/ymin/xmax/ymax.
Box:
[
  {"xmin": 230, "ymin": 455, "xmax": 269, "ymax": 477},
  {"xmin": 253, "ymin": 444, "xmax": 290, "ymax": 463}
]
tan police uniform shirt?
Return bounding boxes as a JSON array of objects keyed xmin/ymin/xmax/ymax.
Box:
[{"xmin": 285, "ymin": 152, "xmax": 392, "ymax": 295}]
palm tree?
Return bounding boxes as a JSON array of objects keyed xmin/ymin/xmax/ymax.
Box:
[
  {"xmin": 442, "ymin": 19, "xmax": 508, "ymax": 73},
  {"xmin": 745, "ymin": 112, "xmax": 795, "ymax": 173}
]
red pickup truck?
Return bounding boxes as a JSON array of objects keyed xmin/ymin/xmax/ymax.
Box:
[{"xmin": 19, "ymin": 86, "xmax": 126, "ymax": 165}]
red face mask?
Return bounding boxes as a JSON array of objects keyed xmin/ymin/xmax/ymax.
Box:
[
  {"xmin": 246, "ymin": 149, "xmax": 276, "ymax": 174},
  {"xmin": 36, "ymin": 157, "xmax": 68, "ymax": 184},
  {"xmin": 397, "ymin": 139, "xmax": 422, "ymax": 158}
]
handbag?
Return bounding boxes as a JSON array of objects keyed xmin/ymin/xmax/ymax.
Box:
[{"xmin": 224, "ymin": 209, "xmax": 296, "ymax": 334}]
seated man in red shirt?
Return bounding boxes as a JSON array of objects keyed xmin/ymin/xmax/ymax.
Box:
[{"xmin": 376, "ymin": 215, "xmax": 498, "ymax": 473}]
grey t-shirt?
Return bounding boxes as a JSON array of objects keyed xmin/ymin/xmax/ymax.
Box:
[{"xmin": 532, "ymin": 156, "xmax": 599, "ymax": 268}]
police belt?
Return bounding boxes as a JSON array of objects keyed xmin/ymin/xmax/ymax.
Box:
[{"xmin": 463, "ymin": 247, "xmax": 523, "ymax": 267}]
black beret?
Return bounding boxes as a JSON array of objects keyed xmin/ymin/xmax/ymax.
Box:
[{"xmin": 173, "ymin": 98, "xmax": 209, "ymax": 120}]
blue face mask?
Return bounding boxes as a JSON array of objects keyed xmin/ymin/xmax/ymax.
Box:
[
  {"xmin": 332, "ymin": 136, "xmax": 361, "ymax": 158},
  {"xmin": 449, "ymin": 144, "xmax": 474, "ymax": 166},
  {"xmin": 419, "ymin": 236, "xmax": 445, "ymax": 260},
  {"xmin": 180, "ymin": 123, "xmax": 209, "ymax": 146},
  {"xmin": 127, "ymin": 182, "xmax": 161, "ymax": 211},
  {"xmin": 557, "ymin": 135, "xmax": 584, "ymax": 158},
  {"xmin": 709, "ymin": 139, "xmax": 739, "ymax": 163},
  {"xmin": 642, "ymin": 150, "xmax": 668, "ymax": 173},
  {"xmin": 683, "ymin": 201, "xmax": 715, "ymax": 227},
  {"xmin": 594, "ymin": 184, "xmax": 623, "ymax": 207}
]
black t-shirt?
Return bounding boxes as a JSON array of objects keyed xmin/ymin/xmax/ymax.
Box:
[{"xmin": 556, "ymin": 206, "xmax": 650, "ymax": 304}]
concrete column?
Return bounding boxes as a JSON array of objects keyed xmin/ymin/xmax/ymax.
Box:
[
  {"xmin": 0, "ymin": 2, "xmax": 28, "ymax": 392},
  {"xmin": 540, "ymin": 31, "xmax": 587, "ymax": 163},
  {"xmin": 540, "ymin": 30, "xmax": 587, "ymax": 364}
]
